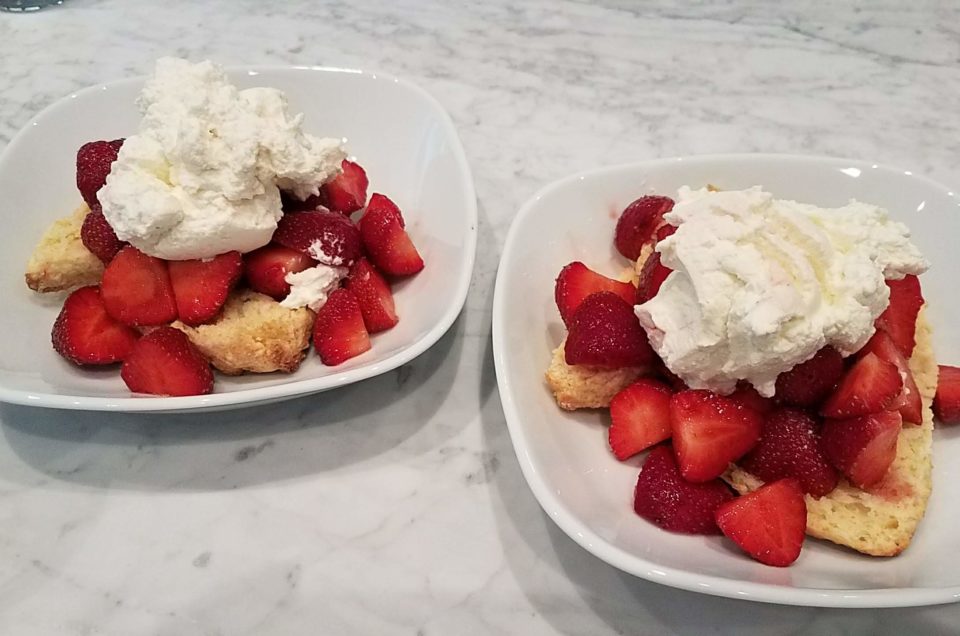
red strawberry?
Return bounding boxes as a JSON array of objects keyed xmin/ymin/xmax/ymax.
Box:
[
  {"xmin": 76, "ymin": 139, "xmax": 123, "ymax": 207},
  {"xmin": 100, "ymin": 246, "xmax": 178, "ymax": 327},
  {"xmin": 670, "ymin": 389, "xmax": 762, "ymax": 482},
  {"xmin": 168, "ymin": 251, "xmax": 242, "ymax": 326},
  {"xmin": 345, "ymin": 257, "xmax": 398, "ymax": 333},
  {"xmin": 313, "ymin": 288, "xmax": 371, "ymax": 366},
  {"xmin": 715, "ymin": 478, "xmax": 806, "ymax": 567},
  {"xmin": 635, "ymin": 251, "xmax": 671, "ymax": 304},
  {"xmin": 321, "ymin": 159, "xmax": 369, "ymax": 214},
  {"xmin": 860, "ymin": 330, "xmax": 922, "ymax": 424},
  {"xmin": 80, "ymin": 204, "xmax": 126, "ymax": 264},
  {"xmin": 774, "ymin": 347, "xmax": 845, "ymax": 408},
  {"xmin": 875, "ymin": 275, "xmax": 923, "ymax": 357},
  {"xmin": 820, "ymin": 352, "xmax": 902, "ymax": 419},
  {"xmin": 614, "ymin": 195, "xmax": 675, "ymax": 261},
  {"xmin": 358, "ymin": 194, "xmax": 424, "ymax": 276},
  {"xmin": 51, "ymin": 286, "xmax": 140, "ymax": 365},
  {"xmin": 243, "ymin": 243, "xmax": 317, "ymax": 300},
  {"xmin": 821, "ymin": 411, "xmax": 901, "ymax": 488},
  {"xmin": 653, "ymin": 357, "xmax": 688, "ymax": 392},
  {"xmin": 120, "ymin": 326, "xmax": 213, "ymax": 397},
  {"xmin": 633, "ymin": 444, "xmax": 734, "ymax": 535},
  {"xmin": 608, "ymin": 378, "xmax": 673, "ymax": 460},
  {"xmin": 728, "ymin": 383, "xmax": 774, "ymax": 416},
  {"xmin": 274, "ymin": 209, "xmax": 362, "ymax": 266},
  {"xmin": 739, "ymin": 408, "xmax": 838, "ymax": 497},
  {"xmin": 564, "ymin": 291, "xmax": 654, "ymax": 368},
  {"xmin": 655, "ymin": 223, "xmax": 677, "ymax": 243},
  {"xmin": 554, "ymin": 261, "xmax": 635, "ymax": 327},
  {"xmin": 933, "ymin": 365, "xmax": 960, "ymax": 425}
]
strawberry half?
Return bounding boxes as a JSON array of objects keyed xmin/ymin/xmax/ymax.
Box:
[
  {"xmin": 821, "ymin": 411, "xmax": 901, "ymax": 488},
  {"xmin": 773, "ymin": 347, "xmax": 845, "ymax": 408},
  {"xmin": 564, "ymin": 291, "xmax": 654, "ymax": 368},
  {"xmin": 358, "ymin": 194, "xmax": 424, "ymax": 276},
  {"xmin": 76, "ymin": 139, "xmax": 123, "ymax": 207},
  {"xmin": 274, "ymin": 209, "xmax": 362, "ymax": 266},
  {"xmin": 120, "ymin": 326, "xmax": 213, "ymax": 396},
  {"xmin": 100, "ymin": 246, "xmax": 178, "ymax": 327},
  {"xmin": 243, "ymin": 243, "xmax": 317, "ymax": 300},
  {"xmin": 820, "ymin": 352, "xmax": 902, "ymax": 419},
  {"xmin": 655, "ymin": 223, "xmax": 677, "ymax": 243},
  {"xmin": 608, "ymin": 378, "xmax": 673, "ymax": 460},
  {"xmin": 635, "ymin": 251, "xmax": 672, "ymax": 304},
  {"xmin": 51, "ymin": 286, "xmax": 140, "ymax": 365},
  {"xmin": 614, "ymin": 195, "xmax": 675, "ymax": 261},
  {"xmin": 313, "ymin": 288, "xmax": 371, "ymax": 366},
  {"xmin": 670, "ymin": 389, "xmax": 762, "ymax": 482},
  {"xmin": 860, "ymin": 330, "xmax": 922, "ymax": 424},
  {"xmin": 934, "ymin": 365, "xmax": 960, "ymax": 425},
  {"xmin": 168, "ymin": 251, "xmax": 243, "ymax": 326},
  {"xmin": 321, "ymin": 159, "xmax": 369, "ymax": 214},
  {"xmin": 728, "ymin": 383, "xmax": 774, "ymax": 416},
  {"xmin": 554, "ymin": 261, "xmax": 635, "ymax": 327},
  {"xmin": 80, "ymin": 204, "xmax": 126, "ymax": 264},
  {"xmin": 875, "ymin": 275, "xmax": 923, "ymax": 357},
  {"xmin": 345, "ymin": 257, "xmax": 398, "ymax": 333},
  {"xmin": 633, "ymin": 444, "xmax": 734, "ymax": 535},
  {"xmin": 715, "ymin": 478, "xmax": 807, "ymax": 567}
]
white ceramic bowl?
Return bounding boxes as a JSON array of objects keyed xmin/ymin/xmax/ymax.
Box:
[
  {"xmin": 492, "ymin": 155, "xmax": 960, "ymax": 607},
  {"xmin": 0, "ymin": 66, "xmax": 476, "ymax": 412}
]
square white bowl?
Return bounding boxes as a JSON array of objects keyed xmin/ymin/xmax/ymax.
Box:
[
  {"xmin": 0, "ymin": 66, "xmax": 476, "ymax": 412},
  {"xmin": 492, "ymin": 154, "xmax": 960, "ymax": 607}
]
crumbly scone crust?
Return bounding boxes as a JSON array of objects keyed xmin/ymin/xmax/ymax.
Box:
[
  {"xmin": 25, "ymin": 204, "xmax": 104, "ymax": 292},
  {"xmin": 545, "ymin": 339, "xmax": 646, "ymax": 410}
]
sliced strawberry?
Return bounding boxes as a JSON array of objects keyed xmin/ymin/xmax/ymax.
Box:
[
  {"xmin": 321, "ymin": 159, "xmax": 369, "ymax": 214},
  {"xmin": 715, "ymin": 478, "xmax": 806, "ymax": 567},
  {"xmin": 51, "ymin": 286, "xmax": 140, "ymax": 365},
  {"xmin": 168, "ymin": 251, "xmax": 242, "ymax": 326},
  {"xmin": 76, "ymin": 139, "xmax": 123, "ymax": 207},
  {"xmin": 635, "ymin": 251, "xmax": 672, "ymax": 304},
  {"xmin": 739, "ymin": 408, "xmax": 838, "ymax": 497},
  {"xmin": 608, "ymin": 378, "xmax": 673, "ymax": 460},
  {"xmin": 80, "ymin": 203, "xmax": 126, "ymax": 264},
  {"xmin": 554, "ymin": 262, "xmax": 635, "ymax": 327},
  {"xmin": 633, "ymin": 444, "xmax": 734, "ymax": 535},
  {"xmin": 670, "ymin": 389, "xmax": 762, "ymax": 482},
  {"xmin": 100, "ymin": 246, "xmax": 178, "ymax": 327},
  {"xmin": 933, "ymin": 365, "xmax": 960, "ymax": 425},
  {"xmin": 274, "ymin": 209, "xmax": 362, "ymax": 266},
  {"xmin": 358, "ymin": 194, "xmax": 424, "ymax": 276},
  {"xmin": 774, "ymin": 347, "xmax": 845, "ymax": 408},
  {"xmin": 243, "ymin": 243, "xmax": 317, "ymax": 300},
  {"xmin": 875, "ymin": 275, "xmax": 923, "ymax": 357},
  {"xmin": 728, "ymin": 383, "xmax": 774, "ymax": 416},
  {"xmin": 120, "ymin": 326, "xmax": 213, "ymax": 397},
  {"xmin": 654, "ymin": 223, "xmax": 677, "ymax": 243},
  {"xmin": 564, "ymin": 291, "xmax": 654, "ymax": 368},
  {"xmin": 820, "ymin": 352, "xmax": 902, "ymax": 419},
  {"xmin": 345, "ymin": 257, "xmax": 398, "ymax": 333},
  {"xmin": 614, "ymin": 195, "xmax": 675, "ymax": 261},
  {"xmin": 313, "ymin": 288, "xmax": 371, "ymax": 366},
  {"xmin": 821, "ymin": 411, "xmax": 901, "ymax": 488},
  {"xmin": 861, "ymin": 330, "xmax": 922, "ymax": 425}
]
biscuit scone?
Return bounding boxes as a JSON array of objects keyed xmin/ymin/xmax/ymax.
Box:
[
  {"xmin": 545, "ymin": 339, "xmax": 646, "ymax": 410},
  {"xmin": 25, "ymin": 204, "xmax": 104, "ymax": 292}
]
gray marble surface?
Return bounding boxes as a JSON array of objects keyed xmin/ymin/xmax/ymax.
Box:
[{"xmin": 2, "ymin": 1, "xmax": 959, "ymax": 634}]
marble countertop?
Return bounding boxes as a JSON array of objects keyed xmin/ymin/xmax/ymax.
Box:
[{"xmin": 2, "ymin": 1, "xmax": 959, "ymax": 634}]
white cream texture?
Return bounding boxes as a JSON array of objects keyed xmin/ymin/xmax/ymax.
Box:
[
  {"xmin": 280, "ymin": 264, "xmax": 348, "ymax": 312},
  {"xmin": 99, "ymin": 58, "xmax": 346, "ymax": 260},
  {"xmin": 635, "ymin": 187, "xmax": 929, "ymax": 397}
]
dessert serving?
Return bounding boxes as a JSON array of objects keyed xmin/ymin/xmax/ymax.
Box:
[
  {"xmin": 546, "ymin": 185, "xmax": 960, "ymax": 567},
  {"xmin": 24, "ymin": 58, "xmax": 425, "ymax": 397}
]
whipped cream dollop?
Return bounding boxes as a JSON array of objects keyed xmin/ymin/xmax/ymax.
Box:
[
  {"xmin": 99, "ymin": 58, "xmax": 346, "ymax": 260},
  {"xmin": 279, "ymin": 264, "xmax": 348, "ymax": 312},
  {"xmin": 635, "ymin": 186, "xmax": 929, "ymax": 397}
]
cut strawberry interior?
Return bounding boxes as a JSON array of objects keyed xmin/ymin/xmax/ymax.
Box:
[
  {"xmin": 358, "ymin": 194, "xmax": 424, "ymax": 277},
  {"xmin": 168, "ymin": 251, "xmax": 242, "ymax": 326},
  {"xmin": 321, "ymin": 159, "xmax": 369, "ymax": 214},
  {"xmin": 860, "ymin": 330, "xmax": 922, "ymax": 424},
  {"xmin": 51, "ymin": 286, "xmax": 140, "ymax": 366},
  {"xmin": 243, "ymin": 243, "xmax": 317, "ymax": 300},
  {"xmin": 313, "ymin": 288, "xmax": 371, "ymax": 366},
  {"xmin": 609, "ymin": 378, "xmax": 673, "ymax": 460},
  {"xmin": 715, "ymin": 478, "xmax": 807, "ymax": 567},
  {"xmin": 554, "ymin": 261, "xmax": 635, "ymax": 327},
  {"xmin": 345, "ymin": 257, "xmax": 398, "ymax": 333},
  {"xmin": 100, "ymin": 246, "xmax": 178, "ymax": 327},
  {"xmin": 820, "ymin": 352, "xmax": 902, "ymax": 419},
  {"xmin": 821, "ymin": 410, "xmax": 901, "ymax": 489},
  {"xmin": 934, "ymin": 365, "xmax": 960, "ymax": 425},
  {"xmin": 875, "ymin": 275, "xmax": 923, "ymax": 357},
  {"xmin": 120, "ymin": 326, "xmax": 213, "ymax": 397}
]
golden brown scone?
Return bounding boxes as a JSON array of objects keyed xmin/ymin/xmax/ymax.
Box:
[
  {"xmin": 725, "ymin": 308, "xmax": 937, "ymax": 557},
  {"xmin": 25, "ymin": 204, "xmax": 104, "ymax": 292},
  {"xmin": 172, "ymin": 290, "xmax": 315, "ymax": 375},
  {"xmin": 545, "ymin": 339, "xmax": 646, "ymax": 410}
]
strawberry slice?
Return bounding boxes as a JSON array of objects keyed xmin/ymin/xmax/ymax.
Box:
[
  {"xmin": 51, "ymin": 286, "xmax": 140, "ymax": 365},
  {"xmin": 76, "ymin": 139, "xmax": 123, "ymax": 207},
  {"xmin": 80, "ymin": 203, "xmax": 126, "ymax": 264},
  {"xmin": 728, "ymin": 383, "xmax": 774, "ymax": 416},
  {"xmin": 243, "ymin": 243, "xmax": 317, "ymax": 300},
  {"xmin": 670, "ymin": 389, "xmax": 763, "ymax": 482},
  {"xmin": 358, "ymin": 194, "xmax": 425, "ymax": 277},
  {"xmin": 739, "ymin": 408, "xmax": 838, "ymax": 497},
  {"xmin": 564, "ymin": 291, "xmax": 654, "ymax": 368},
  {"xmin": 321, "ymin": 159, "xmax": 369, "ymax": 214},
  {"xmin": 820, "ymin": 352, "xmax": 902, "ymax": 419},
  {"xmin": 313, "ymin": 288, "xmax": 371, "ymax": 366},
  {"xmin": 633, "ymin": 444, "xmax": 734, "ymax": 535},
  {"xmin": 635, "ymin": 251, "xmax": 672, "ymax": 304},
  {"xmin": 120, "ymin": 326, "xmax": 213, "ymax": 396},
  {"xmin": 274, "ymin": 209, "xmax": 362, "ymax": 266},
  {"xmin": 875, "ymin": 275, "xmax": 923, "ymax": 357},
  {"xmin": 715, "ymin": 478, "xmax": 807, "ymax": 567},
  {"xmin": 774, "ymin": 347, "xmax": 845, "ymax": 408},
  {"xmin": 168, "ymin": 251, "xmax": 243, "ymax": 326},
  {"xmin": 655, "ymin": 223, "xmax": 677, "ymax": 243},
  {"xmin": 554, "ymin": 261, "xmax": 635, "ymax": 327},
  {"xmin": 933, "ymin": 365, "xmax": 960, "ymax": 425},
  {"xmin": 614, "ymin": 195, "xmax": 675, "ymax": 261},
  {"xmin": 821, "ymin": 411, "xmax": 901, "ymax": 488},
  {"xmin": 345, "ymin": 257, "xmax": 398, "ymax": 333},
  {"xmin": 100, "ymin": 246, "xmax": 178, "ymax": 327},
  {"xmin": 860, "ymin": 330, "xmax": 922, "ymax": 424},
  {"xmin": 608, "ymin": 378, "xmax": 673, "ymax": 460}
]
